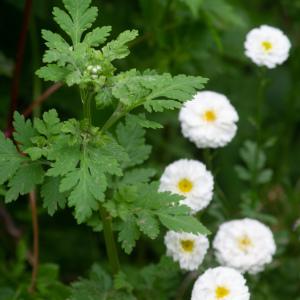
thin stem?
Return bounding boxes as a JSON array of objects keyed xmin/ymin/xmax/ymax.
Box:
[
  {"xmin": 30, "ymin": 15, "xmax": 42, "ymax": 118},
  {"xmin": 175, "ymin": 271, "xmax": 198, "ymax": 300},
  {"xmin": 22, "ymin": 83, "xmax": 63, "ymax": 118},
  {"xmin": 99, "ymin": 206, "xmax": 120, "ymax": 275},
  {"xmin": 6, "ymin": 0, "xmax": 33, "ymax": 137},
  {"xmin": 29, "ymin": 190, "xmax": 39, "ymax": 293},
  {"xmin": 100, "ymin": 103, "xmax": 126, "ymax": 133},
  {"xmin": 80, "ymin": 88, "xmax": 121, "ymax": 274},
  {"xmin": 203, "ymin": 148, "xmax": 213, "ymax": 170},
  {"xmin": 0, "ymin": 203, "xmax": 22, "ymax": 242},
  {"xmin": 256, "ymin": 69, "xmax": 268, "ymax": 140},
  {"xmin": 80, "ymin": 88, "xmax": 93, "ymax": 127}
]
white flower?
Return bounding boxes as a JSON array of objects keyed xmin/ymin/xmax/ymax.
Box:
[
  {"xmin": 191, "ymin": 266, "xmax": 250, "ymax": 300},
  {"xmin": 213, "ymin": 218, "xmax": 276, "ymax": 274},
  {"xmin": 164, "ymin": 231, "xmax": 209, "ymax": 271},
  {"xmin": 159, "ymin": 159, "xmax": 214, "ymax": 213},
  {"xmin": 179, "ymin": 91, "xmax": 238, "ymax": 149},
  {"xmin": 244, "ymin": 25, "xmax": 291, "ymax": 69}
]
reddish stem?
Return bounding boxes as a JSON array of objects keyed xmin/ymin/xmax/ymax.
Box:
[
  {"xmin": 5, "ymin": 0, "xmax": 33, "ymax": 138},
  {"xmin": 0, "ymin": 203, "xmax": 22, "ymax": 242},
  {"xmin": 22, "ymin": 82, "xmax": 63, "ymax": 117},
  {"xmin": 28, "ymin": 190, "xmax": 39, "ymax": 293}
]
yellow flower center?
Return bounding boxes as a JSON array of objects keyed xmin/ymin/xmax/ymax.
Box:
[
  {"xmin": 215, "ymin": 286, "xmax": 230, "ymax": 299},
  {"xmin": 180, "ymin": 239, "xmax": 195, "ymax": 252},
  {"xmin": 178, "ymin": 178, "xmax": 193, "ymax": 193},
  {"xmin": 237, "ymin": 234, "xmax": 253, "ymax": 251},
  {"xmin": 203, "ymin": 110, "xmax": 217, "ymax": 122},
  {"xmin": 261, "ymin": 41, "xmax": 272, "ymax": 52}
]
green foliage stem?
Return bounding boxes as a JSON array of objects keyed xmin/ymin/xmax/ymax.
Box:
[{"xmin": 99, "ymin": 206, "xmax": 121, "ymax": 275}]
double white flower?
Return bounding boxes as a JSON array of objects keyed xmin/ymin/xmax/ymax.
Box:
[
  {"xmin": 191, "ymin": 266, "xmax": 250, "ymax": 300},
  {"xmin": 179, "ymin": 91, "xmax": 238, "ymax": 149},
  {"xmin": 159, "ymin": 159, "xmax": 214, "ymax": 213},
  {"xmin": 213, "ymin": 218, "xmax": 276, "ymax": 274},
  {"xmin": 164, "ymin": 231, "xmax": 209, "ymax": 271},
  {"xmin": 245, "ymin": 25, "xmax": 291, "ymax": 69}
]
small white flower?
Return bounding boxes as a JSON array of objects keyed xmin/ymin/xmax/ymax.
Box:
[
  {"xmin": 213, "ymin": 218, "xmax": 276, "ymax": 274},
  {"xmin": 87, "ymin": 65, "xmax": 102, "ymax": 76},
  {"xmin": 159, "ymin": 159, "xmax": 214, "ymax": 213},
  {"xmin": 244, "ymin": 25, "xmax": 291, "ymax": 69},
  {"xmin": 179, "ymin": 91, "xmax": 238, "ymax": 149},
  {"xmin": 191, "ymin": 266, "xmax": 250, "ymax": 300},
  {"xmin": 164, "ymin": 231, "xmax": 209, "ymax": 271}
]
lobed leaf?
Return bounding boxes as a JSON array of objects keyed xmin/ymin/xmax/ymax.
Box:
[
  {"xmin": 116, "ymin": 116, "xmax": 151, "ymax": 168},
  {"xmin": 102, "ymin": 30, "xmax": 138, "ymax": 61},
  {"xmin": 54, "ymin": 0, "xmax": 98, "ymax": 45}
]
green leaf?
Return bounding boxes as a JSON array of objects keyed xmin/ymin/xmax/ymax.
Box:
[
  {"xmin": 257, "ymin": 169, "xmax": 273, "ymax": 184},
  {"xmin": 13, "ymin": 112, "xmax": 37, "ymax": 151},
  {"xmin": 102, "ymin": 30, "xmax": 138, "ymax": 61},
  {"xmin": 116, "ymin": 116, "xmax": 151, "ymax": 168},
  {"xmin": 65, "ymin": 162, "xmax": 107, "ymax": 223},
  {"xmin": 69, "ymin": 267, "xmax": 111, "ymax": 300},
  {"xmin": 54, "ymin": 0, "xmax": 98, "ymax": 45},
  {"xmin": 83, "ymin": 26, "xmax": 112, "ymax": 47},
  {"xmin": 34, "ymin": 109, "xmax": 61, "ymax": 137},
  {"xmin": 235, "ymin": 165, "xmax": 251, "ymax": 181},
  {"xmin": 114, "ymin": 272, "xmax": 133, "ymax": 293},
  {"xmin": 112, "ymin": 70, "xmax": 208, "ymax": 113},
  {"xmin": 36, "ymin": 64, "xmax": 69, "ymax": 82},
  {"xmin": 24, "ymin": 147, "xmax": 43, "ymax": 160},
  {"xmin": 136, "ymin": 211, "xmax": 160, "ymax": 239},
  {"xmin": 5, "ymin": 162, "xmax": 44, "ymax": 203},
  {"xmin": 41, "ymin": 177, "xmax": 67, "ymax": 215},
  {"xmin": 0, "ymin": 132, "xmax": 26, "ymax": 185},
  {"xmin": 42, "ymin": 29, "xmax": 70, "ymax": 64},
  {"xmin": 128, "ymin": 114, "xmax": 163, "ymax": 129},
  {"xmin": 114, "ymin": 182, "xmax": 209, "ymax": 253},
  {"xmin": 118, "ymin": 218, "xmax": 140, "ymax": 254},
  {"xmin": 120, "ymin": 168, "xmax": 156, "ymax": 185},
  {"xmin": 158, "ymin": 213, "xmax": 210, "ymax": 235},
  {"xmin": 47, "ymin": 143, "xmax": 80, "ymax": 177}
]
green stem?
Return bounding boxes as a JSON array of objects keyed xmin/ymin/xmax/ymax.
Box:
[
  {"xmin": 203, "ymin": 148, "xmax": 213, "ymax": 170},
  {"xmin": 99, "ymin": 206, "xmax": 120, "ymax": 274},
  {"xmin": 256, "ymin": 69, "xmax": 268, "ymax": 140},
  {"xmin": 80, "ymin": 88, "xmax": 121, "ymax": 274},
  {"xmin": 80, "ymin": 88, "xmax": 92, "ymax": 127},
  {"xmin": 101, "ymin": 103, "xmax": 126, "ymax": 133}
]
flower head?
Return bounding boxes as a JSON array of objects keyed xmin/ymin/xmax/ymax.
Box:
[
  {"xmin": 159, "ymin": 159, "xmax": 214, "ymax": 213},
  {"xmin": 191, "ymin": 266, "xmax": 250, "ymax": 300},
  {"xmin": 213, "ymin": 218, "xmax": 276, "ymax": 274},
  {"xmin": 179, "ymin": 91, "xmax": 238, "ymax": 148},
  {"xmin": 244, "ymin": 25, "xmax": 291, "ymax": 69},
  {"xmin": 164, "ymin": 231, "xmax": 209, "ymax": 271}
]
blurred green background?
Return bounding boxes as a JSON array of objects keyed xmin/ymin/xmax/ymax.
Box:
[{"xmin": 0, "ymin": 0, "xmax": 300, "ymax": 299}]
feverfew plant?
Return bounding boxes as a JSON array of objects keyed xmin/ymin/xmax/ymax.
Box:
[{"xmin": 0, "ymin": 0, "xmax": 209, "ymax": 298}]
